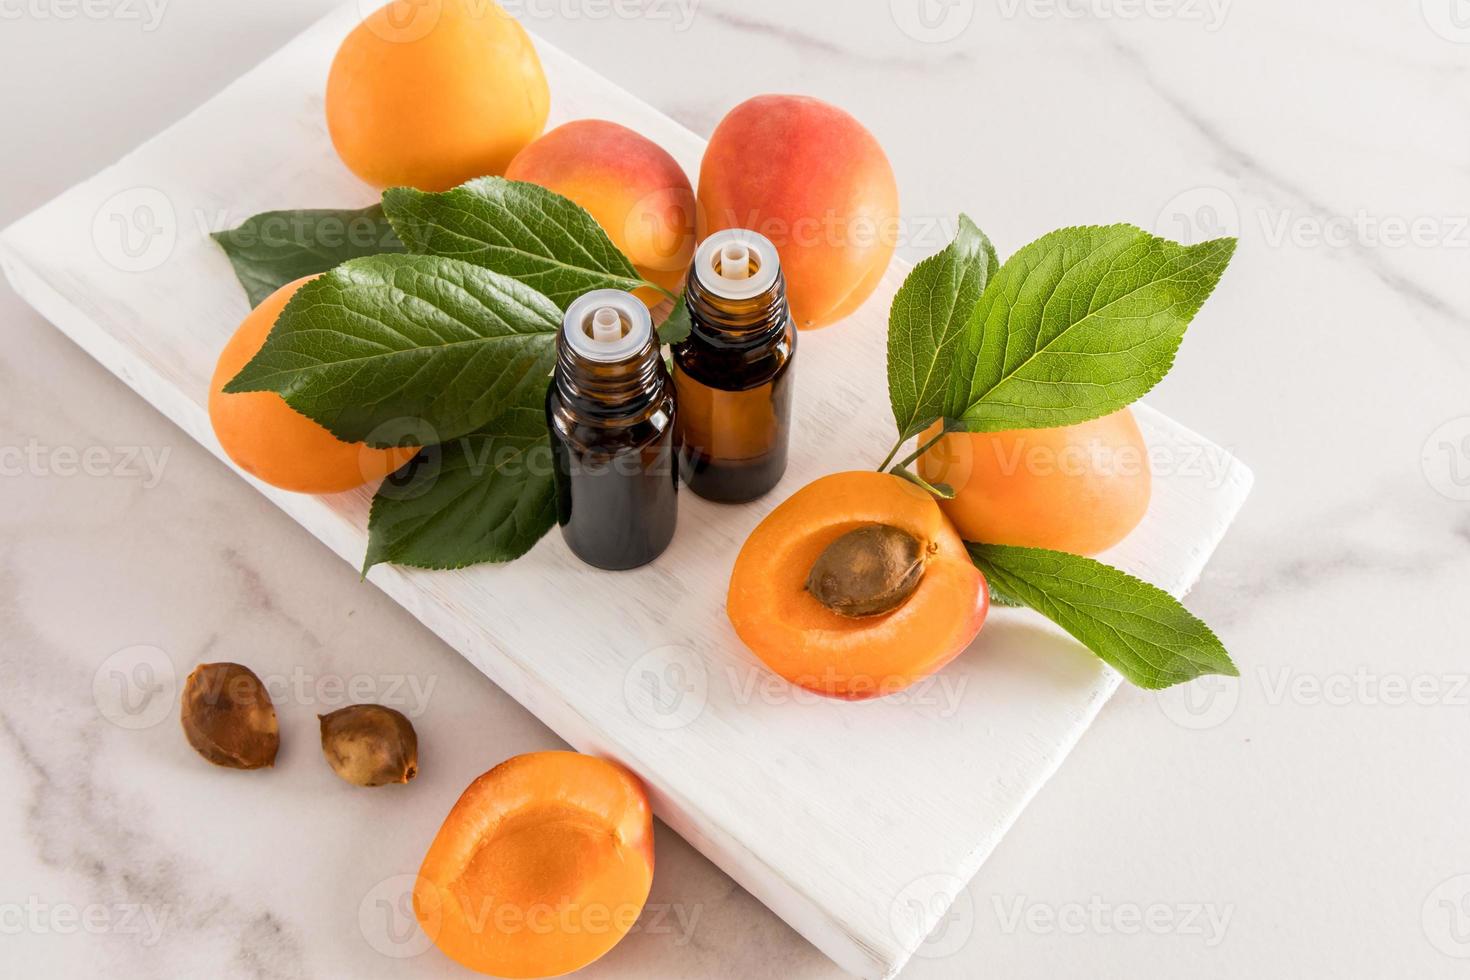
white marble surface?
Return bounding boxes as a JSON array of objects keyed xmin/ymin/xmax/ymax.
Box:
[{"xmin": 1, "ymin": 2, "xmax": 1467, "ymax": 978}]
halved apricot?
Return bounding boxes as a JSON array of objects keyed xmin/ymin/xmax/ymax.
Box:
[
  {"xmin": 414, "ymin": 752, "xmax": 654, "ymax": 979},
  {"xmin": 727, "ymin": 472, "xmax": 989, "ymax": 700}
]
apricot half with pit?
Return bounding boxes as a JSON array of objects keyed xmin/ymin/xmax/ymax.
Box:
[{"xmin": 728, "ymin": 472, "xmax": 989, "ymax": 700}]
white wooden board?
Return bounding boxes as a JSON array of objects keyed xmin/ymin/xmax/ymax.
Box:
[{"xmin": 0, "ymin": 6, "xmax": 1254, "ymax": 977}]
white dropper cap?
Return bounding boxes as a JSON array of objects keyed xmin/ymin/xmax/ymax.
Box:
[
  {"xmin": 562, "ymin": 290, "xmax": 652, "ymax": 364},
  {"xmin": 719, "ymin": 243, "xmax": 752, "ymax": 280},
  {"xmin": 591, "ymin": 306, "xmax": 622, "ymax": 343},
  {"xmin": 694, "ymin": 229, "xmax": 780, "ymax": 301}
]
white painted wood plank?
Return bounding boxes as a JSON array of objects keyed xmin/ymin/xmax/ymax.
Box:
[{"xmin": 0, "ymin": 6, "xmax": 1253, "ymax": 977}]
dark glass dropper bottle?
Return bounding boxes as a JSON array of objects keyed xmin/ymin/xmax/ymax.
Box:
[
  {"xmin": 671, "ymin": 230, "xmax": 797, "ymax": 503},
  {"xmin": 546, "ymin": 290, "xmax": 678, "ymax": 571}
]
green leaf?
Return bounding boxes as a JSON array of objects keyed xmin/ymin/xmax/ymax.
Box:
[
  {"xmin": 967, "ymin": 543, "xmax": 1238, "ymax": 690},
  {"xmin": 364, "ymin": 385, "xmax": 557, "ymax": 572},
  {"xmin": 211, "ymin": 204, "xmax": 405, "ymax": 307},
  {"xmin": 947, "ymin": 226, "xmax": 1236, "ymax": 431},
  {"xmin": 987, "ymin": 584, "xmax": 1025, "ymax": 608},
  {"xmin": 383, "ymin": 177, "xmax": 646, "ymax": 311},
  {"xmin": 223, "ymin": 254, "xmax": 561, "ymax": 446},
  {"xmin": 659, "ymin": 293, "xmax": 692, "ymax": 345},
  {"xmin": 887, "ymin": 214, "xmax": 998, "ymax": 440}
]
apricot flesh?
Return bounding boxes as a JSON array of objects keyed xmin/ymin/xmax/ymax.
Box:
[
  {"xmin": 414, "ymin": 752, "xmax": 655, "ymax": 979},
  {"xmin": 506, "ymin": 120, "xmax": 696, "ymax": 300},
  {"xmin": 918, "ymin": 409, "xmax": 1152, "ymax": 556},
  {"xmin": 208, "ymin": 278, "xmax": 416, "ymax": 494},
  {"xmin": 699, "ymin": 95, "xmax": 899, "ymax": 330},
  {"xmin": 326, "ymin": 0, "xmax": 550, "ymax": 190},
  {"xmin": 728, "ymin": 472, "xmax": 988, "ymax": 700}
]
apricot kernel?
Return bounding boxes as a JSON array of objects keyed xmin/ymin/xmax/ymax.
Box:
[
  {"xmin": 319, "ymin": 705, "xmax": 418, "ymax": 787},
  {"xmin": 180, "ymin": 663, "xmax": 279, "ymax": 770},
  {"xmin": 806, "ymin": 523, "xmax": 928, "ymax": 618}
]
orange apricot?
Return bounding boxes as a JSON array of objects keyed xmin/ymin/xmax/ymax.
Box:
[
  {"xmin": 727, "ymin": 472, "xmax": 988, "ymax": 700},
  {"xmin": 208, "ymin": 278, "xmax": 415, "ymax": 494},
  {"xmin": 917, "ymin": 409, "xmax": 1153, "ymax": 556},
  {"xmin": 326, "ymin": 0, "xmax": 550, "ymax": 191},
  {"xmin": 698, "ymin": 95, "xmax": 899, "ymax": 330},
  {"xmin": 506, "ymin": 120, "xmax": 696, "ymax": 300},
  {"xmin": 414, "ymin": 752, "xmax": 655, "ymax": 979}
]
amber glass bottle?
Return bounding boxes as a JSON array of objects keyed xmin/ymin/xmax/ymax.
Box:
[
  {"xmin": 546, "ymin": 291, "xmax": 678, "ymax": 570},
  {"xmin": 672, "ymin": 230, "xmax": 796, "ymax": 503}
]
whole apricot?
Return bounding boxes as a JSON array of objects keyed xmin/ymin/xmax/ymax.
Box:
[
  {"xmin": 698, "ymin": 95, "xmax": 899, "ymax": 330},
  {"xmin": 326, "ymin": 0, "xmax": 550, "ymax": 191},
  {"xmin": 208, "ymin": 277, "xmax": 416, "ymax": 494},
  {"xmin": 414, "ymin": 752, "xmax": 654, "ymax": 979},
  {"xmin": 728, "ymin": 472, "xmax": 988, "ymax": 700},
  {"xmin": 507, "ymin": 120, "xmax": 696, "ymax": 299},
  {"xmin": 918, "ymin": 409, "xmax": 1153, "ymax": 556}
]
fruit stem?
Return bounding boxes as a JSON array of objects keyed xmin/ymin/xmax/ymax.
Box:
[
  {"xmin": 876, "ymin": 437, "xmax": 904, "ymax": 472},
  {"xmin": 891, "ymin": 467, "xmax": 955, "ymax": 499},
  {"xmin": 888, "ymin": 427, "xmax": 950, "ymax": 474}
]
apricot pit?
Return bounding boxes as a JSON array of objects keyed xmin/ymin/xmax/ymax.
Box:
[
  {"xmin": 180, "ymin": 663, "xmax": 279, "ymax": 770},
  {"xmin": 806, "ymin": 523, "xmax": 928, "ymax": 618},
  {"xmin": 319, "ymin": 705, "xmax": 418, "ymax": 787}
]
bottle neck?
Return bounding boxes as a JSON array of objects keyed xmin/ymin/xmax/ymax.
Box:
[
  {"xmin": 685, "ymin": 271, "xmax": 791, "ymax": 351},
  {"xmin": 553, "ymin": 335, "xmax": 667, "ymax": 424}
]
